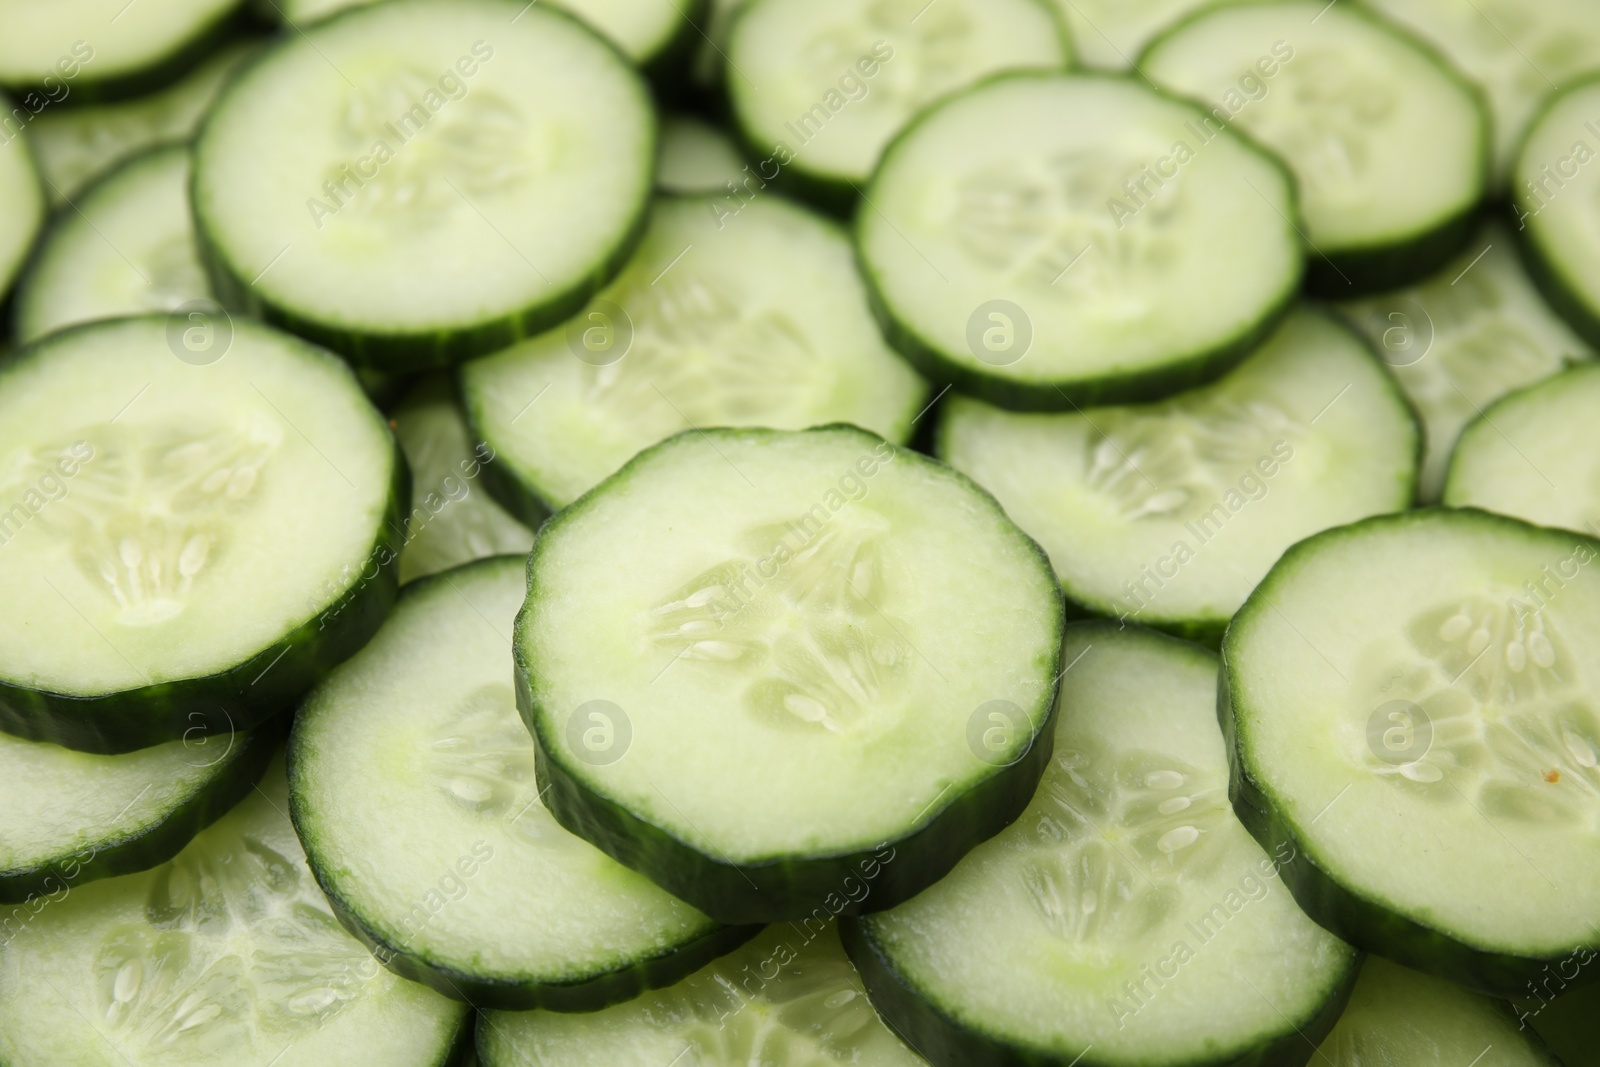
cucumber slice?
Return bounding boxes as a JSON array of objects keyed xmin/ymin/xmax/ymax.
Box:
[
  {"xmin": 1317, "ymin": 957, "xmax": 1561, "ymax": 1066},
  {"xmin": 461, "ymin": 195, "xmax": 927, "ymax": 516},
  {"xmin": 726, "ymin": 0, "xmax": 1068, "ymax": 207},
  {"xmin": 388, "ymin": 377, "xmax": 533, "ymax": 584},
  {"xmin": 1363, "ymin": 0, "xmax": 1600, "ymax": 189},
  {"xmin": 658, "ymin": 113, "xmax": 746, "ymax": 194},
  {"xmin": 519, "ymin": 426, "xmax": 1065, "ymax": 923},
  {"xmin": 1141, "ymin": 1, "xmax": 1489, "ymax": 295},
  {"xmin": 14, "ymin": 144, "xmax": 208, "ymax": 344},
  {"xmin": 1048, "ymin": 0, "xmax": 1237, "ymax": 69},
  {"xmin": 0, "ymin": 754, "xmax": 473, "ymax": 1066},
  {"xmin": 0, "ymin": 316, "xmax": 405, "ymax": 753},
  {"xmin": 857, "ymin": 72, "xmax": 1301, "ymax": 411},
  {"xmin": 1338, "ymin": 220, "xmax": 1593, "ymax": 503},
  {"xmin": 0, "ymin": 93, "xmax": 45, "ymax": 302},
  {"xmin": 193, "ymin": 0, "xmax": 655, "ymax": 372},
  {"xmin": 1224, "ymin": 508, "xmax": 1600, "ymax": 996},
  {"xmin": 1444, "ymin": 363, "xmax": 1600, "ymax": 538},
  {"xmin": 479, "ymin": 923, "xmax": 924, "ymax": 1066},
  {"xmin": 939, "ymin": 306, "xmax": 1418, "ymax": 644},
  {"xmin": 0, "ymin": 720, "xmax": 272, "ymax": 904},
  {"xmin": 847, "ymin": 623, "xmax": 1359, "ymax": 1067},
  {"xmin": 291, "ymin": 556, "xmax": 755, "ymax": 1011}
]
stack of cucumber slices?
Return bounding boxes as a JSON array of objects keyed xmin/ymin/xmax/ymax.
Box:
[{"xmin": 4, "ymin": 0, "xmax": 1600, "ymax": 1064}]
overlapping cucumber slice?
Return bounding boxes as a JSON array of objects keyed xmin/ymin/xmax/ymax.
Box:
[{"xmin": 0, "ymin": 91, "xmax": 45, "ymax": 302}]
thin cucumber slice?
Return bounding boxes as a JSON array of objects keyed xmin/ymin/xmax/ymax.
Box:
[
  {"xmin": 1444, "ymin": 363, "xmax": 1600, "ymax": 538},
  {"xmin": 1141, "ymin": 1, "xmax": 1489, "ymax": 294},
  {"xmin": 0, "ymin": 93, "xmax": 45, "ymax": 302},
  {"xmin": 479, "ymin": 923, "xmax": 925, "ymax": 1066},
  {"xmin": 658, "ymin": 114, "xmax": 746, "ymax": 194},
  {"xmin": 1317, "ymin": 957, "xmax": 1560, "ymax": 1066},
  {"xmin": 0, "ymin": 754, "xmax": 472, "ymax": 1066},
  {"xmin": 1363, "ymin": 0, "xmax": 1600, "ymax": 189},
  {"xmin": 14, "ymin": 144, "xmax": 208, "ymax": 344},
  {"xmin": 388, "ymin": 377, "xmax": 533, "ymax": 584},
  {"xmin": 461, "ymin": 195, "xmax": 927, "ymax": 516},
  {"xmin": 194, "ymin": 0, "xmax": 655, "ymax": 372},
  {"xmin": 1049, "ymin": 0, "xmax": 1241, "ymax": 70},
  {"xmin": 1338, "ymin": 221, "xmax": 1593, "ymax": 503},
  {"xmin": 857, "ymin": 72, "xmax": 1301, "ymax": 411},
  {"xmin": 1224, "ymin": 509, "xmax": 1600, "ymax": 996},
  {"xmin": 291, "ymin": 556, "xmax": 754, "ymax": 1011},
  {"xmin": 939, "ymin": 307, "xmax": 1418, "ymax": 644},
  {"xmin": 0, "ymin": 316, "xmax": 405, "ymax": 753},
  {"xmin": 519, "ymin": 426, "xmax": 1065, "ymax": 923},
  {"xmin": 847, "ymin": 623, "xmax": 1359, "ymax": 1067},
  {"xmin": 726, "ymin": 0, "xmax": 1069, "ymax": 207},
  {"xmin": 0, "ymin": 721, "xmax": 272, "ymax": 904}
]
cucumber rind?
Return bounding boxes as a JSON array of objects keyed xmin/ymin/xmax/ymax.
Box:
[{"xmin": 1221, "ymin": 507, "xmax": 1600, "ymax": 997}]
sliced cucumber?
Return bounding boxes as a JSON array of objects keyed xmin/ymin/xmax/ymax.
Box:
[
  {"xmin": 1224, "ymin": 509, "xmax": 1600, "ymax": 996},
  {"xmin": 0, "ymin": 754, "xmax": 472, "ymax": 1066},
  {"xmin": 857, "ymin": 72, "xmax": 1300, "ymax": 411},
  {"xmin": 848, "ymin": 623, "xmax": 1358, "ymax": 1067},
  {"xmin": 479, "ymin": 923, "xmax": 925, "ymax": 1066},
  {"xmin": 658, "ymin": 113, "xmax": 746, "ymax": 194},
  {"xmin": 0, "ymin": 720, "xmax": 272, "ymax": 904},
  {"xmin": 1142, "ymin": 1, "xmax": 1488, "ymax": 294},
  {"xmin": 1049, "ymin": 0, "xmax": 1238, "ymax": 69},
  {"xmin": 389, "ymin": 377, "xmax": 533, "ymax": 584},
  {"xmin": 194, "ymin": 0, "xmax": 655, "ymax": 372},
  {"xmin": 461, "ymin": 195, "xmax": 927, "ymax": 516},
  {"xmin": 939, "ymin": 306, "xmax": 1417, "ymax": 644},
  {"xmin": 1317, "ymin": 956, "xmax": 1561, "ymax": 1066},
  {"xmin": 0, "ymin": 93, "xmax": 45, "ymax": 301},
  {"xmin": 291, "ymin": 556, "xmax": 754, "ymax": 1011},
  {"xmin": 1338, "ymin": 220, "xmax": 1593, "ymax": 503},
  {"xmin": 0, "ymin": 316, "xmax": 405, "ymax": 753},
  {"xmin": 519, "ymin": 426, "xmax": 1064, "ymax": 923},
  {"xmin": 726, "ymin": 0, "xmax": 1068, "ymax": 207},
  {"xmin": 14, "ymin": 144, "xmax": 208, "ymax": 344}
]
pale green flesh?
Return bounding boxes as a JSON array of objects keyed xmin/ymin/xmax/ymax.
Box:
[
  {"xmin": 0, "ymin": 0, "xmax": 236, "ymax": 86},
  {"xmin": 1445, "ymin": 364, "xmax": 1600, "ymax": 539},
  {"xmin": 522, "ymin": 428, "xmax": 1061, "ymax": 863},
  {"xmin": 195, "ymin": 0, "xmax": 653, "ymax": 335},
  {"xmin": 1050, "ymin": 0, "xmax": 1245, "ymax": 69},
  {"xmin": 1339, "ymin": 221, "xmax": 1592, "ymax": 503},
  {"xmin": 1142, "ymin": 1, "xmax": 1484, "ymax": 254},
  {"xmin": 0, "ymin": 109, "xmax": 44, "ymax": 299},
  {"xmin": 294, "ymin": 557, "xmax": 720, "ymax": 986},
  {"xmin": 480, "ymin": 924, "xmax": 923, "ymax": 1067},
  {"xmin": 940, "ymin": 307, "xmax": 1416, "ymax": 628},
  {"xmin": 1365, "ymin": 0, "xmax": 1600, "ymax": 187},
  {"xmin": 389, "ymin": 377, "xmax": 532, "ymax": 584},
  {"xmin": 16, "ymin": 145, "xmax": 208, "ymax": 344},
  {"xmin": 860, "ymin": 74, "xmax": 1298, "ymax": 384},
  {"xmin": 728, "ymin": 0, "xmax": 1066, "ymax": 185},
  {"xmin": 0, "ymin": 757, "xmax": 467, "ymax": 1067},
  {"xmin": 0, "ymin": 317, "xmax": 394, "ymax": 696},
  {"xmin": 657, "ymin": 114, "xmax": 747, "ymax": 195},
  {"xmin": 1517, "ymin": 81, "xmax": 1600, "ymax": 328},
  {"xmin": 864, "ymin": 627, "xmax": 1354, "ymax": 1062},
  {"xmin": 463, "ymin": 197, "xmax": 926, "ymax": 511},
  {"xmin": 1231, "ymin": 512, "xmax": 1600, "ymax": 956},
  {"xmin": 1316, "ymin": 957, "xmax": 1555, "ymax": 1066}
]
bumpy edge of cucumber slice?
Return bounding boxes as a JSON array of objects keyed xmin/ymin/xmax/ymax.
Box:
[
  {"xmin": 0, "ymin": 721, "xmax": 276, "ymax": 905},
  {"xmin": 1221, "ymin": 508, "xmax": 1600, "ymax": 998},
  {"xmin": 468, "ymin": 424, "xmax": 554, "ymax": 531},
  {"xmin": 0, "ymin": 95, "xmax": 45, "ymax": 308},
  {"xmin": 518, "ymin": 424, "xmax": 1067, "ymax": 925},
  {"xmin": 192, "ymin": 4, "xmax": 657, "ymax": 375},
  {"xmin": 855, "ymin": 71, "xmax": 1304, "ymax": 412},
  {"xmin": 0, "ymin": 316, "xmax": 411, "ymax": 754}
]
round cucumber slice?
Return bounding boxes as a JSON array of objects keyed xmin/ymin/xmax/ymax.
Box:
[
  {"xmin": 0, "ymin": 316, "xmax": 405, "ymax": 753},
  {"xmin": 939, "ymin": 306, "xmax": 1418, "ymax": 644},
  {"xmin": 0, "ymin": 92, "xmax": 45, "ymax": 302},
  {"xmin": 461, "ymin": 195, "xmax": 927, "ymax": 516},
  {"xmin": 857, "ymin": 72, "xmax": 1301, "ymax": 411},
  {"xmin": 657, "ymin": 114, "xmax": 747, "ymax": 194},
  {"xmin": 291, "ymin": 556, "xmax": 755, "ymax": 1011},
  {"xmin": 847, "ymin": 623, "xmax": 1358, "ymax": 1067},
  {"xmin": 518, "ymin": 425, "xmax": 1065, "ymax": 923},
  {"xmin": 1141, "ymin": 1, "xmax": 1489, "ymax": 295},
  {"xmin": 1224, "ymin": 509, "xmax": 1600, "ymax": 996},
  {"xmin": 193, "ymin": 0, "xmax": 655, "ymax": 372},
  {"xmin": 1048, "ymin": 0, "xmax": 1233, "ymax": 70}
]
